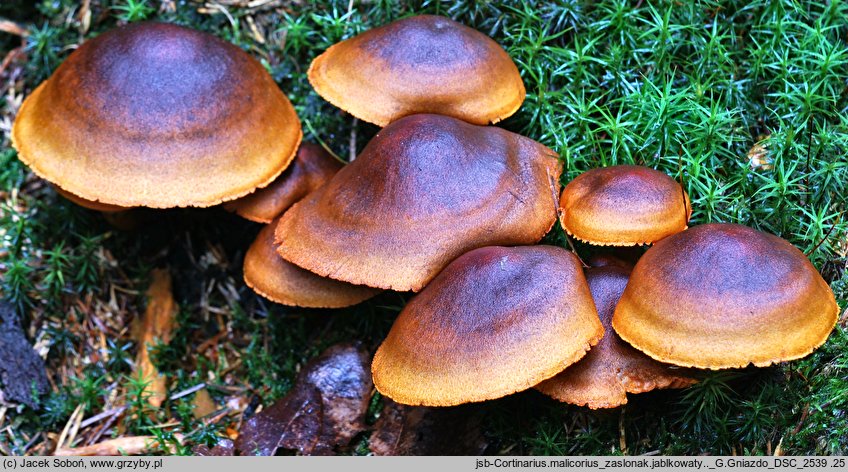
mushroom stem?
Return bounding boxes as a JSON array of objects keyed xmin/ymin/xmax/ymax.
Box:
[{"xmin": 134, "ymin": 268, "xmax": 178, "ymax": 408}]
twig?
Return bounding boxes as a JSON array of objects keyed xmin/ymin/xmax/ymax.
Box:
[
  {"xmin": 55, "ymin": 403, "xmax": 84, "ymax": 451},
  {"xmin": 304, "ymin": 118, "xmax": 345, "ymax": 164},
  {"xmin": 169, "ymin": 383, "xmax": 207, "ymax": 401},
  {"xmin": 80, "ymin": 407, "xmax": 126, "ymax": 429},
  {"xmin": 805, "ymin": 212, "xmax": 842, "ymax": 257},
  {"xmin": 349, "ymin": 117, "xmax": 358, "ymax": 162},
  {"xmin": 55, "ymin": 435, "xmax": 184, "ymax": 456}
]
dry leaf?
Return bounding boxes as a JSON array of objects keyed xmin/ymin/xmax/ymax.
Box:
[
  {"xmin": 747, "ymin": 137, "xmax": 772, "ymax": 170},
  {"xmin": 134, "ymin": 269, "xmax": 178, "ymax": 407},
  {"xmin": 55, "ymin": 435, "xmax": 183, "ymax": 456},
  {"xmin": 235, "ymin": 343, "xmax": 372, "ymax": 455},
  {"xmin": 0, "ymin": 303, "xmax": 49, "ymax": 407},
  {"xmin": 236, "ymin": 383, "xmax": 323, "ymax": 455},
  {"xmin": 192, "ymin": 389, "xmax": 218, "ymax": 419},
  {"xmin": 370, "ymin": 400, "xmax": 487, "ymax": 456},
  {"xmin": 193, "ymin": 439, "xmax": 235, "ymax": 456}
]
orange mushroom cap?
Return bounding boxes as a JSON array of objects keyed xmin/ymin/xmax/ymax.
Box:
[
  {"xmin": 612, "ymin": 223, "xmax": 839, "ymax": 369},
  {"xmin": 12, "ymin": 22, "xmax": 302, "ymax": 209},
  {"xmin": 559, "ymin": 165, "xmax": 691, "ymax": 246},
  {"xmin": 225, "ymin": 143, "xmax": 342, "ymax": 224},
  {"xmin": 372, "ymin": 245, "xmax": 604, "ymax": 406},
  {"xmin": 53, "ymin": 185, "xmax": 129, "ymax": 213},
  {"xmin": 244, "ymin": 221, "xmax": 381, "ymax": 309},
  {"xmin": 536, "ymin": 265, "xmax": 697, "ymax": 409},
  {"xmin": 308, "ymin": 15, "xmax": 525, "ymax": 127},
  {"xmin": 275, "ymin": 114, "xmax": 561, "ymax": 292}
]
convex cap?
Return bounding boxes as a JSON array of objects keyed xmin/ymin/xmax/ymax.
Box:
[
  {"xmin": 612, "ymin": 223, "xmax": 839, "ymax": 369},
  {"xmin": 275, "ymin": 114, "xmax": 562, "ymax": 292},
  {"xmin": 308, "ymin": 15, "xmax": 525, "ymax": 126},
  {"xmin": 559, "ymin": 165, "xmax": 690, "ymax": 246},
  {"xmin": 12, "ymin": 22, "xmax": 302, "ymax": 208},
  {"xmin": 537, "ymin": 265, "xmax": 696, "ymax": 409},
  {"xmin": 372, "ymin": 246, "xmax": 604, "ymax": 406},
  {"xmin": 226, "ymin": 143, "xmax": 342, "ymax": 224},
  {"xmin": 244, "ymin": 221, "xmax": 381, "ymax": 308}
]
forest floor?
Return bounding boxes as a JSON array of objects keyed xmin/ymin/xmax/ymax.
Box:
[{"xmin": 0, "ymin": 0, "xmax": 846, "ymax": 456}]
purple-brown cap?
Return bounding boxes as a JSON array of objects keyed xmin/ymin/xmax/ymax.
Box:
[
  {"xmin": 612, "ymin": 223, "xmax": 839, "ymax": 369},
  {"xmin": 12, "ymin": 22, "xmax": 302, "ymax": 209},
  {"xmin": 244, "ymin": 220, "xmax": 381, "ymax": 309},
  {"xmin": 536, "ymin": 265, "xmax": 697, "ymax": 409},
  {"xmin": 372, "ymin": 245, "xmax": 603, "ymax": 406},
  {"xmin": 225, "ymin": 143, "xmax": 342, "ymax": 224},
  {"xmin": 275, "ymin": 114, "xmax": 562, "ymax": 292},
  {"xmin": 308, "ymin": 15, "xmax": 525, "ymax": 126},
  {"xmin": 559, "ymin": 165, "xmax": 691, "ymax": 246}
]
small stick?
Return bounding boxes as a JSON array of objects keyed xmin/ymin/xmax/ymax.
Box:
[
  {"xmin": 805, "ymin": 212, "xmax": 842, "ymax": 257},
  {"xmin": 54, "ymin": 435, "xmax": 183, "ymax": 456}
]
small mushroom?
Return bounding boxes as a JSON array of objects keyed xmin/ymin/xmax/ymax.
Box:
[
  {"xmin": 308, "ymin": 15, "xmax": 525, "ymax": 126},
  {"xmin": 12, "ymin": 22, "xmax": 302, "ymax": 209},
  {"xmin": 536, "ymin": 264, "xmax": 697, "ymax": 409},
  {"xmin": 559, "ymin": 165, "xmax": 691, "ymax": 246},
  {"xmin": 372, "ymin": 245, "xmax": 604, "ymax": 406},
  {"xmin": 612, "ymin": 223, "xmax": 839, "ymax": 369},
  {"xmin": 244, "ymin": 220, "xmax": 381, "ymax": 309},
  {"xmin": 225, "ymin": 143, "xmax": 342, "ymax": 224},
  {"xmin": 275, "ymin": 114, "xmax": 562, "ymax": 292}
]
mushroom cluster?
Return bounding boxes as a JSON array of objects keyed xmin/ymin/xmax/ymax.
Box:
[{"xmin": 12, "ymin": 17, "xmax": 839, "ymax": 411}]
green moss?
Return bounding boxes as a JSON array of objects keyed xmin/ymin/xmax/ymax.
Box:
[{"xmin": 0, "ymin": 0, "xmax": 845, "ymax": 455}]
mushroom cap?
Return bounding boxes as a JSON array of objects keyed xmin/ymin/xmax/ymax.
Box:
[
  {"xmin": 536, "ymin": 265, "xmax": 697, "ymax": 409},
  {"xmin": 612, "ymin": 223, "xmax": 839, "ymax": 369},
  {"xmin": 308, "ymin": 15, "xmax": 525, "ymax": 127},
  {"xmin": 12, "ymin": 22, "xmax": 302, "ymax": 209},
  {"xmin": 372, "ymin": 245, "xmax": 604, "ymax": 406},
  {"xmin": 559, "ymin": 165, "xmax": 691, "ymax": 246},
  {"xmin": 244, "ymin": 221, "xmax": 381, "ymax": 308},
  {"xmin": 275, "ymin": 114, "xmax": 562, "ymax": 292},
  {"xmin": 53, "ymin": 185, "xmax": 129, "ymax": 213},
  {"xmin": 225, "ymin": 143, "xmax": 342, "ymax": 224}
]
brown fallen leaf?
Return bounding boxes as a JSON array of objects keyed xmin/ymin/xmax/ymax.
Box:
[
  {"xmin": 0, "ymin": 303, "xmax": 49, "ymax": 408},
  {"xmin": 193, "ymin": 439, "xmax": 235, "ymax": 456},
  {"xmin": 191, "ymin": 389, "xmax": 218, "ymax": 419},
  {"xmin": 54, "ymin": 435, "xmax": 183, "ymax": 456},
  {"xmin": 747, "ymin": 136, "xmax": 772, "ymax": 170},
  {"xmin": 370, "ymin": 399, "xmax": 488, "ymax": 456},
  {"xmin": 235, "ymin": 343, "xmax": 372, "ymax": 455},
  {"xmin": 134, "ymin": 269, "xmax": 178, "ymax": 407}
]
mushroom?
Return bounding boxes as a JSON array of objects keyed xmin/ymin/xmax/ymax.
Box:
[
  {"xmin": 559, "ymin": 165, "xmax": 691, "ymax": 246},
  {"xmin": 53, "ymin": 185, "xmax": 129, "ymax": 213},
  {"xmin": 244, "ymin": 220, "xmax": 381, "ymax": 309},
  {"xmin": 612, "ymin": 223, "xmax": 839, "ymax": 369},
  {"xmin": 371, "ymin": 245, "xmax": 604, "ymax": 406},
  {"xmin": 308, "ymin": 15, "xmax": 525, "ymax": 126},
  {"xmin": 225, "ymin": 143, "xmax": 342, "ymax": 224},
  {"xmin": 536, "ymin": 263, "xmax": 697, "ymax": 409},
  {"xmin": 12, "ymin": 22, "xmax": 302, "ymax": 209},
  {"xmin": 274, "ymin": 114, "xmax": 562, "ymax": 292}
]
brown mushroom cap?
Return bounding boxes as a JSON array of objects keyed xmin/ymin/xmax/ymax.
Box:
[
  {"xmin": 225, "ymin": 143, "xmax": 342, "ymax": 224},
  {"xmin": 308, "ymin": 15, "xmax": 525, "ymax": 127},
  {"xmin": 53, "ymin": 185, "xmax": 129, "ymax": 213},
  {"xmin": 12, "ymin": 22, "xmax": 302, "ymax": 209},
  {"xmin": 612, "ymin": 223, "xmax": 839, "ymax": 369},
  {"xmin": 275, "ymin": 114, "xmax": 562, "ymax": 292},
  {"xmin": 536, "ymin": 265, "xmax": 697, "ymax": 409},
  {"xmin": 244, "ymin": 221, "xmax": 381, "ymax": 308},
  {"xmin": 559, "ymin": 165, "xmax": 691, "ymax": 246},
  {"xmin": 372, "ymin": 245, "xmax": 604, "ymax": 406}
]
